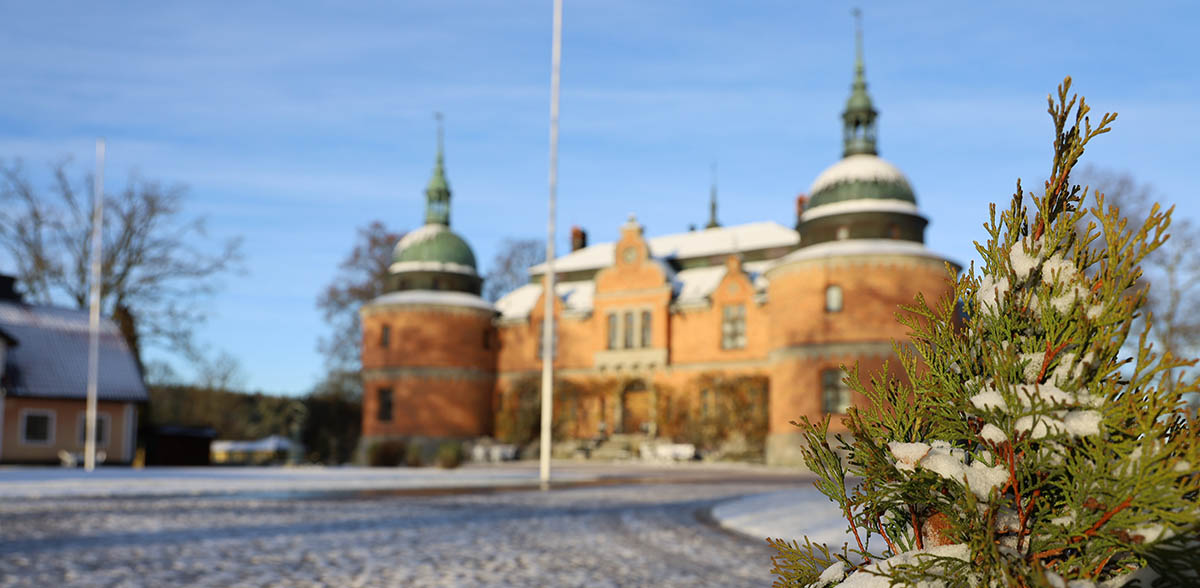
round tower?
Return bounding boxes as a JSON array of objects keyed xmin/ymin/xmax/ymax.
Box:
[
  {"xmin": 359, "ymin": 118, "xmax": 497, "ymax": 459},
  {"xmin": 764, "ymin": 19, "xmax": 958, "ymax": 466}
]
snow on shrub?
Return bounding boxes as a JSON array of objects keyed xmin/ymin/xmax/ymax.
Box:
[{"xmin": 768, "ymin": 78, "xmax": 1200, "ymax": 586}]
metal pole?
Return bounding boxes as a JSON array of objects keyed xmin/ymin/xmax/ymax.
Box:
[
  {"xmin": 540, "ymin": 0, "xmax": 563, "ymax": 488},
  {"xmin": 85, "ymin": 138, "xmax": 105, "ymax": 471}
]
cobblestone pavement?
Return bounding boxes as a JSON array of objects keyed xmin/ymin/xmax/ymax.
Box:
[{"xmin": 0, "ymin": 479, "xmax": 796, "ymax": 587}]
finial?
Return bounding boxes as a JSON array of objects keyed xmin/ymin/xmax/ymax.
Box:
[
  {"xmin": 853, "ymin": 8, "xmax": 864, "ymax": 74},
  {"xmin": 706, "ymin": 162, "xmax": 720, "ymax": 229},
  {"xmin": 424, "ymin": 112, "xmax": 452, "ymax": 225},
  {"xmin": 434, "ymin": 111, "xmax": 445, "ymax": 163}
]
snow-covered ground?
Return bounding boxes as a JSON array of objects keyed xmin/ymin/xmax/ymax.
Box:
[
  {"xmin": 0, "ymin": 464, "xmax": 598, "ymax": 499},
  {"xmin": 0, "ymin": 461, "xmax": 801, "ymax": 499},
  {"xmin": 0, "ymin": 468, "xmax": 809, "ymax": 587},
  {"xmin": 711, "ymin": 487, "xmax": 850, "ymax": 547}
]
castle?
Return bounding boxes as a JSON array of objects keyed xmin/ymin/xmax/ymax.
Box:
[{"xmin": 359, "ymin": 41, "xmax": 958, "ymax": 465}]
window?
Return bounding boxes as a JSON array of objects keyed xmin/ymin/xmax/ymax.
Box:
[
  {"xmin": 836, "ymin": 226, "xmax": 849, "ymax": 240},
  {"xmin": 822, "ymin": 369, "xmax": 852, "ymax": 414},
  {"xmin": 825, "ymin": 285, "xmax": 843, "ymax": 313},
  {"xmin": 377, "ymin": 388, "xmax": 393, "ymax": 422},
  {"xmin": 536, "ymin": 322, "xmax": 557, "ymax": 359},
  {"xmin": 19, "ymin": 409, "xmax": 54, "ymax": 445},
  {"xmin": 607, "ymin": 313, "xmax": 617, "ymax": 350},
  {"xmin": 721, "ymin": 304, "xmax": 746, "ymax": 349},
  {"xmin": 77, "ymin": 413, "xmax": 111, "ymax": 447},
  {"xmin": 380, "ymin": 325, "xmax": 391, "ymax": 348},
  {"xmin": 623, "ymin": 312, "xmax": 634, "ymax": 349},
  {"xmin": 641, "ymin": 311, "xmax": 652, "ymax": 348}
]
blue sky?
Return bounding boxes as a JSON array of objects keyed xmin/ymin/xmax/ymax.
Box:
[{"xmin": 1, "ymin": 1, "xmax": 1197, "ymax": 395}]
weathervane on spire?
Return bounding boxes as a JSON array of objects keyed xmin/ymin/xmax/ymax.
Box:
[
  {"xmin": 853, "ymin": 8, "xmax": 864, "ymax": 70},
  {"xmin": 706, "ymin": 162, "xmax": 720, "ymax": 229},
  {"xmin": 434, "ymin": 111, "xmax": 445, "ymax": 162}
]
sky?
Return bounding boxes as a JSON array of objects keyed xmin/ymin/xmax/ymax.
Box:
[{"xmin": 0, "ymin": 1, "xmax": 1197, "ymax": 396}]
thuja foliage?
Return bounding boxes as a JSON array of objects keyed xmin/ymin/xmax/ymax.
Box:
[{"xmin": 770, "ymin": 78, "xmax": 1199, "ymax": 586}]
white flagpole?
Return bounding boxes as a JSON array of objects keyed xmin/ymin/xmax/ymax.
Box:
[
  {"xmin": 85, "ymin": 138, "xmax": 105, "ymax": 472},
  {"xmin": 540, "ymin": 0, "xmax": 563, "ymax": 488}
]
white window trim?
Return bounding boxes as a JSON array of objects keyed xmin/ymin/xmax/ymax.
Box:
[
  {"xmin": 18, "ymin": 408, "xmax": 55, "ymax": 446},
  {"xmin": 77, "ymin": 412, "xmax": 112, "ymax": 448}
]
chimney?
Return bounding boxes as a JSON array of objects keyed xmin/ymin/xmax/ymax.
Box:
[
  {"xmin": 570, "ymin": 226, "xmax": 588, "ymax": 252},
  {"xmin": 0, "ymin": 274, "xmax": 21, "ymax": 303},
  {"xmin": 795, "ymin": 194, "xmax": 809, "ymax": 230}
]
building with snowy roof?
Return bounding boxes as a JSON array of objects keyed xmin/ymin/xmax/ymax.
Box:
[
  {"xmin": 359, "ymin": 38, "xmax": 958, "ymax": 465},
  {"xmin": 0, "ymin": 275, "xmax": 147, "ymax": 464}
]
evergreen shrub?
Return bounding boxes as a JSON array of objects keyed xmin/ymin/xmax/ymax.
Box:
[
  {"xmin": 769, "ymin": 78, "xmax": 1199, "ymax": 587},
  {"xmin": 366, "ymin": 439, "xmax": 405, "ymax": 467},
  {"xmin": 436, "ymin": 441, "xmax": 464, "ymax": 469}
]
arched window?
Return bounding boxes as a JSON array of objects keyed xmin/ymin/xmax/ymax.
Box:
[
  {"xmin": 640, "ymin": 310, "xmax": 652, "ymax": 347},
  {"xmin": 623, "ymin": 312, "xmax": 634, "ymax": 348},
  {"xmin": 607, "ymin": 313, "xmax": 618, "ymax": 349},
  {"xmin": 825, "ymin": 285, "xmax": 843, "ymax": 313}
]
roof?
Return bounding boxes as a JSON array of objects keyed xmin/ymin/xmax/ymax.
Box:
[
  {"xmin": 529, "ymin": 221, "xmax": 798, "ymax": 276},
  {"xmin": 807, "ymin": 154, "xmax": 915, "ymax": 210},
  {"xmin": 496, "ymin": 260, "xmax": 771, "ymax": 318},
  {"xmin": 391, "ymin": 224, "xmax": 478, "ymax": 272},
  {"xmin": 495, "ymin": 281, "xmax": 595, "ymax": 319},
  {"xmin": 799, "ymin": 198, "xmax": 923, "ymax": 223},
  {"xmin": 366, "ymin": 289, "xmax": 495, "ymax": 312},
  {"xmin": 772, "ymin": 239, "xmax": 958, "ymax": 267},
  {"xmin": 211, "ymin": 435, "xmax": 295, "ymax": 453},
  {"xmin": 0, "ymin": 301, "xmax": 148, "ymax": 402}
]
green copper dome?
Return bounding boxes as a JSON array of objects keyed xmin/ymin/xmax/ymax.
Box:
[{"xmin": 392, "ymin": 224, "xmax": 478, "ymax": 271}]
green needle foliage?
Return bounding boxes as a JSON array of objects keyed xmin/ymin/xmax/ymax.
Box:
[{"xmin": 770, "ymin": 78, "xmax": 1200, "ymax": 587}]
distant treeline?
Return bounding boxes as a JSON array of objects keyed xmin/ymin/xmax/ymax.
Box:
[{"xmin": 144, "ymin": 371, "xmax": 362, "ymax": 464}]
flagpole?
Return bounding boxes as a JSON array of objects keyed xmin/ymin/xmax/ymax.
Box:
[
  {"xmin": 85, "ymin": 138, "xmax": 105, "ymax": 472},
  {"xmin": 539, "ymin": 0, "xmax": 563, "ymax": 489}
]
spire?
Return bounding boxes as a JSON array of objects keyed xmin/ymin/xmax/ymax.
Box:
[
  {"xmin": 706, "ymin": 162, "xmax": 720, "ymax": 229},
  {"xmin": 425, "ymin": 112, "xmax": 451, "ymax": 225},
  {"xmin": 842, "ymin": 9, "xmax": 878, "ymax": 157}
]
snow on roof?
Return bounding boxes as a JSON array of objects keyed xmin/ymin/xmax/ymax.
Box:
[
  {"xmin": 388, "ymin": 260, "xmax": 478, "ymax": 276},
  {"xmin": 494, "ymin": 281, "xmax": 595, "ymax": 319},
  {"xmin": 799, "ymin": 198, "xmax": 923, "ymax": 222},
  {"xmin": 211, "ymin": 435, "xmax": 296, "ymax": 453},
  {"xmin": 809, "ymin": 154, "xmax": 911, "ymax": 195},
  {"xmin": 0, "ymin": 301, "xmax": 147, "ymax": 402},
  {"xmin": 393, "ymin": 223, "xmax": 447, "ymax": 251},
  {"xmin": 367, "ymin": 290, "xmax": 495, "ymax": 312},
  {"xmin": 774, "ymin": 239, "xmax": 958, "ymax": 267},
  {"xmin": 674, "ymin": 266, "xmax": 726, "ymax": 303},
  {"xmin": 528, "ymin": 221, "xmax": 798, "ymax": 276}
]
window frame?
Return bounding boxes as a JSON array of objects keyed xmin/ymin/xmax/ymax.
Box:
[
  {"xmin": 640, "ymin": 310, "xmax": 652, "ymax": 348},
  {"xmin": 77, "ymin": 412, "xmax": 112, "ymax": 448},
  {"xmin": 825, "ymin": 284, "xmax": 844, "ymax": 313},
  {"xmin": 18, "ymin": 408, "xmax": 55, "ymax": 446},
  {"xmin": 377, "ymin": 387, "xmax": 394, "ymax": 422},
  {"xmin": 380, "ymin": 324, "xmax": 391, "ymax": 348},
  {"xmin": 721, "ymin": 304, "xmax": 747, "ymax": 350},
  {"xmin": 821, "ymin": 369, "xmax": 852, "ymax": 414}
]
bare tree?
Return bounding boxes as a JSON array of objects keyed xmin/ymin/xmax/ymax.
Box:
[
  {"xmin": 484, "ymin": 238, "xmax": 544, "ymax": 302},
  {"xmin": 316, "ymin": 220, "xmax": 402, "ymax": 370},
  {"xmin": 0, "ymin": 158, "xmax": 243, "ymax": 367},
  {"xmin": 1076, "ymin": 166, "xmax": 1200, "ymax": 393}
]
